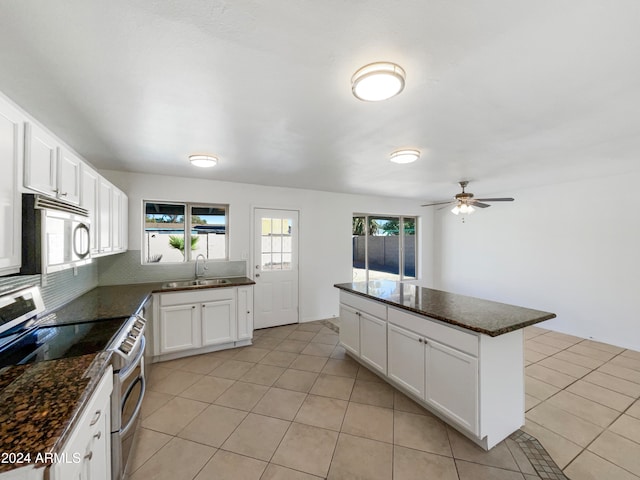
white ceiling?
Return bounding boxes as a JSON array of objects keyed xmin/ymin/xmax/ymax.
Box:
[{"xmin": 1, "ymin": 0, "xmax": 639, "ymax": 202}]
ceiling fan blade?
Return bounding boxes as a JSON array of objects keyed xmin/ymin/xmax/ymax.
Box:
[
  {"xmin": 421, "ymin": 200, "xmax": 454, "ymax": 207},
  {"xmin": 472, "ymin": 201, "xmax": 491, "ymax": 208},
  {"xmin": 436, "ymin": 202, "xmax": 456, "ymax": 210},
  {"xmin": 474, "ymin": 197, "xmax": 514, "ymax": 202}
]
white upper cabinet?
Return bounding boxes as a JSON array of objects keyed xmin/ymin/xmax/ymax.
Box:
[
  {"xmin": 57, "ymin": 147, "xmax": 82, "ymax": 204},
  {"xmin": 98, "ymin": 178, "xmax": 112, "ymax": 255},
  {"xmin": 24, "ymin": 122, "xmax": 58, "ymax": 197},
  {"xmin": 80, "ymin": 163, "xmax": 100, "ymax": 255},
  {"xmin": 24, "ymin": 123, "xmax": 81, "ymax": 204},
  {"xmin": 0, "ymin": 96, "xmax": 24, "ymax": 276}
]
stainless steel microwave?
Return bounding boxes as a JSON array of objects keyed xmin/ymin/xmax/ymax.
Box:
[{"xmin": 21, "ymin": 194, "xmax": 91, "ymax": 274}]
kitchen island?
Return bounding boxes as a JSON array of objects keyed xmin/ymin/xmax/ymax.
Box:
[{"xmin": 334, "ymin": 280, "xmax": 556, "ymax": 450}]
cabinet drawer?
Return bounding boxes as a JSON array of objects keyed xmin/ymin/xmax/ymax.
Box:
[
  {"xmin": 339, "ymin": 292, "xmax": 387, "ymax": 319},
  {"xmin": 160, "ymin": 288, "xmax": 236, "ymax": 306},
  {"xmin": 388, "ymin": 307, "xmax": 478, "ymax": 356}
]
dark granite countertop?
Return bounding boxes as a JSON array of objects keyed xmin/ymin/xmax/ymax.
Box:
[
  {"xmin": 335, "ymin": 281, "xmax": 556, "ymax": 337},
  {"xmin": 0, "ymin": 351, "xmax": 111, "ymax": 473},
  {"xmin": 0, "ymin": 278, "xmax": 256, "ymax": 472}
]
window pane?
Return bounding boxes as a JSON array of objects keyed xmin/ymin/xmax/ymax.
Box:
[
  {"xmin": 273, "ymin": 236, "xmax": 282, "ymax": 254},
  {"xmin": 262, "ymin": 218, "xmax": 272, "ymax": 236},
  {"xmin": 282, "ymin": 253, "xmax": 292, "ymax": 270},
  {"xmin": 272, "ymin": 253, "xmax": 282, "ymax": 270},
  {"xmin": 191, "ymin": 205, "xmax": 227, "ymax": 260},
  {"xmin": 368, "ymin": 217, "xmax": 400, "ymax": 280},
  {"xmin": 261, "ymin": 253, "xmax": 272, "ymax": 270},
  {"xmin": 403, "ymin": 218, "xmax": 416, "ymax": 279},
  {"xmin": 352, "ymin": 216, "xmax": 366, "ymax": 282},
  {"xmin": 261, "ymin": 236, "xmax": 272, "ymax": 254},
  {"xmin": 144, "ymin": 203, "xmax": 186, "ymax": 263},
  {"xmin": 282, "ymin": 236, "xmax": 292, "ymax": 253}
]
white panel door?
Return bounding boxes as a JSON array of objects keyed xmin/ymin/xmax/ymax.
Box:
[
  {"xmin": 159, "ymin": 304, "xmax": 199, "ymax": 353},
  {"xmin": 57, "ymin": 147, "xmax": 82, "ymax": 204},
  {"xmin": 24, "ymin": 122, "xmax": 58, "ymax": 197},
  {"xmin": 360, "ymin": 312, "xmax": 387, "ymax": 374},
  {"xmin": 0, "ymin": 96, "xmax": 23, "ymax": 275},
  {"xmin": 253, "ymin": 208, "xmax": 299, "ymax": 328},
  {"xmin": 339, "ymin": 304, "xmax": 360, "ymax": 356},
  {"xmin": 388, "ymin": 323, "xmax": 425, "ymax": 399},
  {"xmin": 201, "ymin": 299, "xmax": 235, "ymax": 346},
  {"xmin": 425, "ymin": 338, "xmax": 479, "ymax": 434}
]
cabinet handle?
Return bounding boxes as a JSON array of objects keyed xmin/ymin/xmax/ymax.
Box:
[
  {"xmin": 84, "ymin": 451, "xmax": 93, "ymax": 461},
  {"xmin": 247, "ymin": 310, "xmax": 251, "ymax": 314},
  {"xmin": 192, "ymin": 306, "xmax": 196, "ymax": 309},
  {"xmin": 53, "ymin": 188, "xmax": 59, "ymax": 194},
  {"xmin": 60, "ymin": 192, "xmax": 68, "ymax": 196},
  {"xmin": 419, "ymin": 338, "xmax": 423, "ymax": 343},
  {"xmin": 93, "ymin": 431, "xmax": 101, "ymax": 440},
  {"xmin": 89, "ymin": 410, "xmax": 101, "ymax": 426}
]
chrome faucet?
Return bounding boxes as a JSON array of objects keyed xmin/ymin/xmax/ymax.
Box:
[{"xmin": 195, "ymin": 254, "xmax": 208, "ymax": 279}]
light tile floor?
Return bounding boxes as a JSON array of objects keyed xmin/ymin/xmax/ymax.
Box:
[
  {"xmin": 523, "ymin": 326, "xmax": 640, "ymax": 479},
  {"xmin": 126, "ymin": 322, "xmax": 640, "ymax": 480}
]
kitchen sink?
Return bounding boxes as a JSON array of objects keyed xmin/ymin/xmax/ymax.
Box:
[{"xmin": 162, "ymin": 278, "xmax": 232, "ymax": 289}]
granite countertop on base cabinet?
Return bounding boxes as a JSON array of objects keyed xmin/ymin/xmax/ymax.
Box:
[{"xmin": 335, "ymin": 280, "xmax": 556, "ymax": 336}]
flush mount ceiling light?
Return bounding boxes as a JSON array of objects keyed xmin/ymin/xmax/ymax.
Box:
[
  {"xmin": 351, "ymin": 62, "xmax": 406, "ymax": 101},
  {"xmin": 390, "ymin": 149, "xmax": 420, "ymax": 164},
  {"xmin": 189, "ymin": 154, "xmax": 218, "ymax": 168}
]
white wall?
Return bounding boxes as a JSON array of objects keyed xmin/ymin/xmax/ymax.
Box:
[
  {"xmin": 102, "ymin": 170, "xmax": 434, "ymax": 322},
  {"xmin": 434, "ymin": 171, "xmax": 640, "ymax": 351}
]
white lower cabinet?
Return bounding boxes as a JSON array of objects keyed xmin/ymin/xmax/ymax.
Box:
[
  {"xmin": 153, "ymin": 286, "xmax": 253, "ymax": 360},
  {"xmin": 202, "ymin": 298, "xmax": 235, "ymax": 346},
  {"xmin": 359, "ymin": 312, "xmax": 387, "ymax": 375},
  {"xmin": 237, "ymin": 286, "xmax": 254, "ymax": 341},
  {"xmin": 387, "ymin": 323, "xmax": 425, "ymax": 398},
  {"xmin": 425, "ymin": 338, "xmax": 478, "ymax": 434},
  {"xmin": 160, "ymin": 304, "xmax": 199, "ymax": 353},
  {"xmin": 49, "ymin": 366, "xmax": 113, "ymax": 480},
  {"xmin": 338, "ymin": 304, "xmax": 360, "ymax": 356}
]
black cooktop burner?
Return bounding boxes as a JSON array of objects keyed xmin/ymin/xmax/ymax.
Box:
[{"xmin": 0, "ymin": 317, "xmax": 127, "ymax": 368}]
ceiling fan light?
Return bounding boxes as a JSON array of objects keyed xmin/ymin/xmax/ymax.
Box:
[
  {"xmin": 189, "ymin": 154, "xmax": 218, "ymax": 168},
  {"xmin": 390, "ymin": 149, "xmax": 420, "ymax": 164},
  {"xmin": 459, "ymin": 204, "xmax": 469, "ymax": 214},
  {"xmin": 467, "ymin": 205, "xmax": 475, "ymax": 214},
  {"xmin": 351, "ymin": 62, "xmax": 406, "ymax": 101},
  {"xmin": 451, "ymin": 205, "xmax": 461, "ymax": 215}
]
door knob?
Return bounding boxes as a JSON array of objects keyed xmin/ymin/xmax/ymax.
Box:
[{"xmin": 255, "ymin": 273, "xmax": 260, "ymax": 277}]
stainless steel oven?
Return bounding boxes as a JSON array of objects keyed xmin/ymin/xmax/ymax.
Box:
[{"xmin": 110, "ymin": 314, "xmax": 147, "ymax": 480}]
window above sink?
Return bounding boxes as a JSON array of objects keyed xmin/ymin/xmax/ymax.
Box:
[{"xmin": 143, "ymin": 201, "xmax": 229, "ymax": 264}]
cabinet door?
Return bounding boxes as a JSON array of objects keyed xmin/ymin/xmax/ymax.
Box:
[
  {"xmin": 339, "ymin": 304, "xmax": 360, "ymax": 356},
  {"xmin": 87, "ymin": 386, "xmax": 111, "ymax": 480},
  {"xmin": 24, "ymin": 122, "xmax": 58, "ymax": 196},
  {"xmin": 121, "ymin": 193, "xmax": 128, "ymax": 251},
  {"xmin": 237, "ymin": 286, "xmax": 254, "ymax": 340},
  {"xmin": 359, "ymin": 312, "xmax": 387, "ymax": 374},
  {"xmin": 425, "ymin": 339, "xmax": 479, "ymax": 434},
  {"xmin": 160, "ymin": 304, "xmax": 200, "ymax": 353},
  {"xmin": 202, "ymin": 299, "xmax": 236, "ymax": 346},
  {"xmin": 0, "ymin": 97, "xmax": 23, "ymax": 275},
  {"xmin": 57, "ymin": 147, "xmax": 81, "ymax": 204},
  {"xmin": 80, "ymin": 165, "xmax": 100, "ymax": 255},
  {"xmin": 98, "ymin": 178, "xmax": 112, "ymax": 254},
  {"xmin": 388, "ymin": 323, "xmax": 425, "ymax": 398},
  {"xmin": 111, "ymin": 188, "xmax": 122, "ymax": 252}
]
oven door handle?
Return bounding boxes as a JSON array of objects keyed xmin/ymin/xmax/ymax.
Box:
[
  {"xmin": 118, "ymin": 335, "xmax": 145, "ymax": 381},
  {"xmin": 120, "ymin": 375, "xmax": 145, "ymax": 437}
]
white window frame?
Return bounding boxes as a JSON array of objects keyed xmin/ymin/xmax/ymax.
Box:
[{"xmin": 142, "ymin": 200, "xmax": 229, "ymax": 264}]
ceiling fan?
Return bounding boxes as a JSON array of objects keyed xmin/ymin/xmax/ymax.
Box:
[{"xmin": 421, "ymin": 181, "xmax": 514, "ymax": 215}]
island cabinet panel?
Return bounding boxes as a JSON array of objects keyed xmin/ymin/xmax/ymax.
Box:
[
  {"xmin": 338, "ymin": 304, "xmax": 360, "ymax": 356},
  {"xmin": 387, "ymin": 323, "xmax": 425, "ymax": 398},
  {"xmin": 359, "ymin": 312, "xmax": 387, "ymax": 375},
  {"xmin": 425, "ymin": 339, "xmax": 478, "ymax": 434}
]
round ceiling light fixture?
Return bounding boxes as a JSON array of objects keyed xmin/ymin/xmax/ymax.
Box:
[
  {"xmin": 389, "ymin": 148, "xmax": 420, "ymax": 164},
  {"xmin": 189, "ymin": 154, "xmax": 218, "ymax": 168},
  {"xmin": 351, "ymin": 62, "xmax": 406, "ymax": 101}
]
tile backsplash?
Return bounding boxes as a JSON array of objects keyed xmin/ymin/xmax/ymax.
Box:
[
  {"xmin": 0, "ymin": 263, "xmax": 98, "ymax": 312},
  {"xmin": 97, "ymin": 250, "xmax": 247, "ymax": 286}
]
